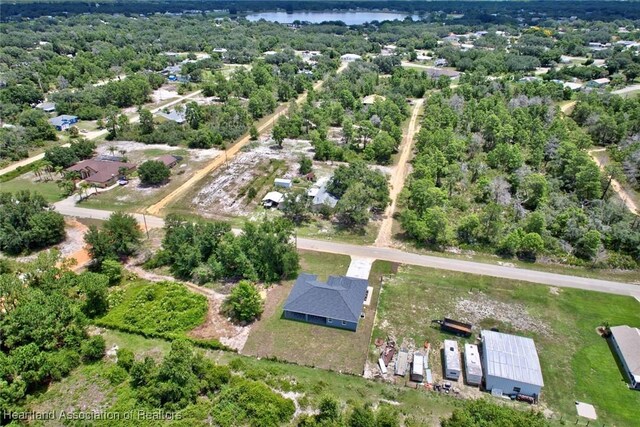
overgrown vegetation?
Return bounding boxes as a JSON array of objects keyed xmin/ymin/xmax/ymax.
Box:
[
  {"xmin": 399, "ymin": 78, "xmax": 639, "ymax": 268},
  {"xmin": 148, "ymin": 215, "xmax": 299, "ymax": 284},
  {"xmin": 0, "ymin": 190, "xmax": 65, "ymax": 255},
  {"xmin": 96, "ymin": 281, "xmax": 208, "ymax": 338}
]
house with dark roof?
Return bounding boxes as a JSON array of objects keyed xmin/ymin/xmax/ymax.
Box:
[
  {"xmin": 157, "ymin": 154, "xmax": 179, "ymax": 168},
  {"xmin": 283, "ymin": 273, "xmax": 368, "ymax": 331},
  {"xmin": 67, "ymin": 159, "xmax": 136, "ymax": 188},
  {"xmin": 49, "ymin": 114, "xmax": 78, "ymax": 131}
]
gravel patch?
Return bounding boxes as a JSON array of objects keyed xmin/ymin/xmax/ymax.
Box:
[{"xmin": 455, "ymin": 294, "xmax": 551, "ymax": 336}]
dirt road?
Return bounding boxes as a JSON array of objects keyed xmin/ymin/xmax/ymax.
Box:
[
  {"xmin": 146, "ymin": 63, "xmax": 348, "ymax": 216},
  {"xmin": 374, "ymin": 98, "xmax": 423, "ymax": 247},
  {"xmin": 612, "ymin": 84, "xmax": 640, "ymax": 96},
  {"xmin": 588, "ymin": 148, "xmax": 639, "ymax": 215}
]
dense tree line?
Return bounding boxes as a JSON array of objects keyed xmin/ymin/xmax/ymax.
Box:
[
  {"xmin": 0, "ymin": 109, "xmax": 57, "ymax": 163},
  {"xmin": 0, "ymin": 252, "xmax": 112, "ymax": 415},
  {"xmin": 400, "ymin": 77, "xmax": 639, "ymax": 268},
  {"xmin": 0, "ymin": 191, "xmax": 65, "ymax": 255},
  {"xmin": 44, "ymin": 138, "xmax": 96, "ymax": 168},
  {"xmin": 571, "ymin": 93, "xmax": 640, "ymax": 190},
  {"xmin": 148, "ymin": 215, "xmax": 299, "ymax": 284}
]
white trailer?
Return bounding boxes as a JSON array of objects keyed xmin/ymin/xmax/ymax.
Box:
[
  {"xmin": 444, "ymin": 340, "xmax": 461, "ymax": 380},
  {"xmin": 411, "ymin": 353, "xmax": 425, "ymax": 382},
  {"xmin": 464, "ymin": 343, "xmax": 483, "ymax": 386}
]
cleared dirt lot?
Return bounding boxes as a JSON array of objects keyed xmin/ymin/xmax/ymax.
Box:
[{"xmin": 171, "ymin": 135, "xmax": 334, "ymax": 219}]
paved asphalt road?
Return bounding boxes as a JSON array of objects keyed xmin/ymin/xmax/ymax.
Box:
[{"xmin": 53, "ymin": 200, "xmax": 640, "ymax": 298}]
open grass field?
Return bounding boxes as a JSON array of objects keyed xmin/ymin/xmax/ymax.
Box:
[
  {"xmin": 97, "ymin": 280, "xmax": 208, "ymax": 339},
  {"xmin": 0, "ymin": 175, "xmax": 66, "ymax": 203},
  {"xmin": 242, "ymin": 251, "xmax": 385, "ymax": 375},
  {"xmin": 371, "ymin": 264, "xmax": 640, "ymax": 426}
]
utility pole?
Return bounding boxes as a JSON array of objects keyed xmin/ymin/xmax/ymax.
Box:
[{"xmin": 142, "ymin": 213, "xmax": 149, "ymax": 239}]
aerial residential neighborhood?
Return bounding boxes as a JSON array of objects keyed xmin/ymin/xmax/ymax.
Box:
[{"xmin": 0, "ymin": 1, "xmax": 639, "ymax": 426}]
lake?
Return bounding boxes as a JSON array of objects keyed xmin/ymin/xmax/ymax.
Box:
[{"xmin": 245, "ymin": 11, "xmax": 417, "ymax": 25}]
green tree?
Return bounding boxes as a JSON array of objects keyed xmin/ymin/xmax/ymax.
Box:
[
  {"xmin": 138, "ymin": 108, "xmax": 155, "ymax": 135},
  {"xmin": 223, "ymin": 281, "xmax": 264, "ymax": 323},
  {"xmin": 85, "ymin": 212, "xmax": 142, "ymax": 266},
  {"xmin": 524, "ymin": 211, "xmax": 546, "ymax": 235},
  {"xmin": 138, "ymin": 160, "xmax": 171, "ymax": 186},
  {"xmin": 575, "ymin": 162, "xmax": 602, "ymax": 200},
  {"xmin": 317, "ymin": 395, "xmax": 341, "ymax": 424},
  {"xmin": 281, "ymin": 189, "xmax": 310, "ymax": 225},
  {"xmin": 518, "ymin": 232, "xmax": 544, "ymax": 260},
  {"xmin": 376, "ymin": 405, "xmax": 400, "ymax": 427},
  {"xmin": 185, "ymin": 101, "xmax": 202, "ymax": 130},
  {"xmin": 299, "ymin": 156, "xmax": 313, "ymax": 175},
  {"xmin": 272, "ymin": 117, "xmax": 287, "ymax": 148},
  {"xmin": 100, "ymin": 259, "xmax": 123, "ymax": 285},
  {"xmin": 520, "ymin": 173, "xmax": 549, "ymax": 210},
  {"xmin": 77, "ymin": 272, "xmax": 109, "ymax": 318},
  {"xmin": 116, "ymin": 348, "xmax": 135, "ymax": 372},
  {"xmin": 335, "ymin": 183, "xmax": 372, "ymax": 229},
  {"xmin": 249, "ymin": 125, "xmax": 259, "ymax": 140},
  {"xmin": 575, "ymin": 229, "xmax": 601, "ymax": 260},
  {"xmin": 81, "ymin": 336, "xmax": 106, "ymax": 363},
  {"xmin": 348, "ymin": 405, "xmax": 376, "ymax": 427}
]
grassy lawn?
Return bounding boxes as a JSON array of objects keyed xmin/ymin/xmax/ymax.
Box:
[
  {"xmin": 372, "ymin": 264, "xmax": 640, "ymax": 426},
  {"xmin": 0, "ymin": 175, "xmax": 66, "ymax": 203},
  {"xmin": 243, "ymin": 250, "xmax": 384, "ymax": 375},
  {"xmin": 296, "ymin": 219, "xmax": 380, "ymax": 246}
]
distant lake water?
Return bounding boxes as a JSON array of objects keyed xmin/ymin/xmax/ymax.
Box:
[{"xmin": 246, "ymin": 11, "xmax": 417, "ymax": 25}]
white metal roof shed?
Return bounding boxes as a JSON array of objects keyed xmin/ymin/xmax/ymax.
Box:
[{"xmin": 481, "ymin": 330, "xmax": 544, "ymax": 387}]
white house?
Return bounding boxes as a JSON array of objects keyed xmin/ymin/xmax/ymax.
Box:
[
  {"xmin": 464, "ymin": 343, "xmax": 483, "ymax": 386},
  {"xmin": 481, "ymin": 330, "xmax": 544, "ymax": 398},
  {"xmin": 444, "ymin": 340, "xmax": 461, "ymax": 380},
  {"xmin": 341, "ymin": 53, "xmax": 362, "ymax": 62}
]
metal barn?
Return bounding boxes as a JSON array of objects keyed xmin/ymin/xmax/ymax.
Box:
[{"xmin": 481, "ymin": 330, "xmax": 544, "ymax": 397}]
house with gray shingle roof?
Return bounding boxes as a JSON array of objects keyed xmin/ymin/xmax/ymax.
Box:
[{"xmin": 283, "ymin": 273, "xmax": 368, "ymax": 331}]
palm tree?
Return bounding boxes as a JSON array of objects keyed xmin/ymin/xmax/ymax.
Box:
[
  {"xmin": 108, "ymin": 146, "xmax": 117, "ymax": 157},
  {"xmin": 118, "ymin": 149, "xmax": 127, "ymax": 162},
  {"xmin": 54, "ymin": 165, "xmax": 64, "ymax": 178},
  {"xmin": 79, "ymin": 182, "xmax": 91, "ymax": 201},
  {"xmin": 41, "ymin": 160, "xmax": 53, "ymax": 181}
]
